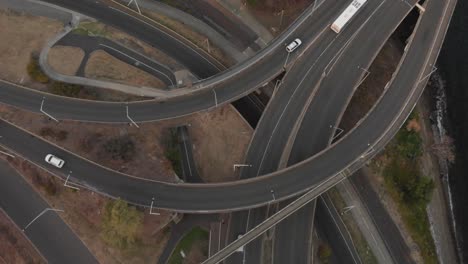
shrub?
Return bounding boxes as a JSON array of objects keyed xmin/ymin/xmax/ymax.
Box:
[
  {"xmin": 384, "ymin": 161, "xmax": 434, "ymax": 205},
  {"xmin": 39, "ymin": 127, "xmax": 68, "ymax": 141},
  {"xmin": 394, "ymin": 128, "xmax": 423, "ymax": 159},
  {"xmin": 168, "ymin": 227, "xmax": 209, "ymax": 264},
  {"xmin": 27, "ymin": 55, "xmax": 49, "ymax": 83},
  {"xmin": 44, "ymin": 178, "xmax": 57, "ymax": 196},
  {"xmin": 318, "ymin": 243, "xmax": 332, "ymax": 263},
  {"xmin": 49, "ymin": 82, "xmax": 83, "ymax": 97},
  {"xmin": 164, "ymin": 128, "xmax": 182, "ymax": 176},
  {"xmin": 79, "ymin": 133, "xmax": 103, "ymax": 153},
  {"xmin": 102, "ymin": 135, "xmax": 136, "ymax": 161},
  {"xmin": 101, "ymin": 199, "xmax": 143, "ymax": 250}
]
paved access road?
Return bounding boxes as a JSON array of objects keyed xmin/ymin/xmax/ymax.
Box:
[
  {"xmin": 0, "ymin": 159, "xmax": 97, "ymax": 263},
  {"xmin": 43, "ymin": 0, "xmax": 223, "ymax": 78},
  {"xmin": 57, "ymin": 33, "xmax": 176, "ymax": 86}
]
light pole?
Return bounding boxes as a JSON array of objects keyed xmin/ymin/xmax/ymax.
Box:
[
  {"xmin": 279, "ymin": 10, "xmax": 284, "ymax": 31},
  {"xmin": 23, "ymin": 208, "xmax": 64, "ymax": 231},
  {"xmin": 283, "ymin": 51, "xmax": 291, "ymax": 69},
  {"xmin": 233, "ymin": 164, "xmax": 252, "ymax": 171}
]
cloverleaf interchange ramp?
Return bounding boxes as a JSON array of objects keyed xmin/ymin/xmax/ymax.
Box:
[
  {"xmin": 1, "ymin": 0, "xmax": 456, "ymax": 262},
  {"xmin": 0, "ymin": 0, "xmax": 452, "ymax": 212}
]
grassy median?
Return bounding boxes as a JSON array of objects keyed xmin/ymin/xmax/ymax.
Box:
[
  {"xmin": 168, "ymin": 227, "xmax": 209, "ymax": 264},
  {"xmin": 378, "ymin": 112, "xmax": 437, "ymax": 264}
]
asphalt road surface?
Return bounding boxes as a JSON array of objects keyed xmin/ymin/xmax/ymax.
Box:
[
  {"xmin": 0, "ymin": 0, "xmax": 341, "ymax": 123},
  {"xmin": 43, "ymin": 0, "xmax": 223, "ymax": 78},
  {"xmin": 227, "ymin": 0, "xmax": 415, "ymax": 262},
  {"xmin": 0, "ymin": 159, "xmax": 97, "ymax": 263},
  {"xmin": 0, "ymin": 0, "xmax": 451, "ymax": 213},
  {"xmin": 177, "ymin": 126, "xmax": 203, "ymax": 183},
  {"xmin": 204, "ymin": 0, "xmax": 455, "ymax": 261},
  {"xmin": 57, "ymin": 33, "xmax": 176, "ymax": 85},
  {"xmin": 350, "ymin": 170, "xmax": 414, "ymax": 263}
]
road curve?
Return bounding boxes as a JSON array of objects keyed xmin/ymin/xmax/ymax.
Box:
[{"xmin": 0, "ymin": 0, "xmax": 347, "ymax": 124}]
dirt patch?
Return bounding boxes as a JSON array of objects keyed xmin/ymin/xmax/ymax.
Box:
[
  {"xmin": 0, "ymin": 10, "xmax": 177, "ymax": 100},
  {"xmin": 0, "ymin": 9, "xmax": 62, "ymax": 85},
  {"xmin": 0, "ymin": 209, "xmax": 45, "ymax": 264},
  {"xmin": 406, "ymin": 118, "xmax": 421, "ymax": 132},
  {"xmin": 48, "ymin": 46, "xmax": 84, "ymax": 76},
  {"xmin": 2, "ymin": 156, "xmax": 172, "ymax": 264},
  {"xmin": 247, "ymin": 0, "xmax": 313, "ymax": 35},
  {"xmin": 190, "ymin": 105, "xmax": 253, "ymax": 182},
  {"xmin": 85, "ymin": 50, "xmax": 166, "ymax": 88}
]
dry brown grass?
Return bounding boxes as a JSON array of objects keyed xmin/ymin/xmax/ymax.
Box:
[
  {"xmin": 48, "ymin": 46, "xmax": 84, "ymax": 76},
  {"xmin": 0, "ymin": 9, "xmax": 62, "ymax": 85},
  {"xmin": 85, "ymin": 50, "xmax": 166, "ymax": 88},
  {"xmin": 190, "ymin": 105, "xmax": 253, "ymax": 182},
  {"xmin": 246, "ymin": 0, "xmax": 313, "ymax": 35},
  {"xmin": 0, "ymin": 209, "xmax": 45, "ymax": 264}
]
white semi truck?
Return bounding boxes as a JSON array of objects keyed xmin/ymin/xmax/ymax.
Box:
[{"xmin": 331, "ymin": 0, "xmax": 367, "ymax": 33}]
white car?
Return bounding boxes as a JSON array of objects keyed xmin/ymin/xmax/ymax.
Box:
[
  {"xmin": 45, "ymin": 154, "xmax": 65, "ymax": 168},
  {"xmin": 235, "ymin": 234, "xmax": 244, "ymax": 252},
  {"xmin": 286, "ymin": 38, "xmax": 302, "ymax": 52}
]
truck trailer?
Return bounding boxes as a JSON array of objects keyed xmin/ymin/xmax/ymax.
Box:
[{"xmin": 331, "ymin": 0, "xmax": 367, "ymax": 33}]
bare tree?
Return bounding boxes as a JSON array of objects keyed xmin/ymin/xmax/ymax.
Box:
[{"xmin": 432, "ymin": 135, "xmax": 456, "ymax": 164}]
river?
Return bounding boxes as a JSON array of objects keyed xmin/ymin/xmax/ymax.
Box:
[{"xmin": 436, "ymin": 0, "xmax": 468, "ymax": 262}]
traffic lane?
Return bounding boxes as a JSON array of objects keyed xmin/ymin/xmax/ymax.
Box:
[
  {"xmin": 43, "ymin": 0, "xmax": 222, "ymax": 78},
  {"xmin": 350, "ymin": 170, "xmax": 413, "ymax": 263},
  {"xmin": 227, "ymin": 0, "xmax": 388, "ymax": 259},
  {"xmin": 0, "ymin": 160, "xmax": 97, "ymax": 263},
  {"xmin": 244, "ymin": 207, "xmax": 268, "ymax": 264},
  {"xmin": 316, "ymin": 197, "xmax": 358, "ymax": 264},
  {"xmin": 233, "ymin": 0, "xmax": 391, "ymax": 257},
  {"xmin": 239, "ymin": 0, "xmax": 388, "ymax": 182},
  {"xmin": 225, "ymin": 207, "xmax": 268, "ymax": 264},
  {"xmin": 289, "ymin": 0, "xmax": 415, "ymax": 164},
  {"xmin": 273, "ymin": 200, "xmax": 316, "ymax": 264},
  {"xmin": 322, "ymin": 194, "xmax": 362, "ymax": 263},
  {"xmin": 224, "ymin": 211, "xmax": 248, "ymax": 264},
  {"xmin": 178, "ymin": 126, "xmax": 203, "ymax": 183},
  {"xmin": 0, "ymin": 0, "xmax": 446, "ymax": 212},
  {"xmin": 278, "ymin": 0, "xmax": 416, "ymax": 261},
  {"xmin": 0, "ymin": 0, "xmax": 346, "ymax": 123},
  {"xmin": 225, "ymin": 21, "xmax": 344, "ymax": 264}
]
